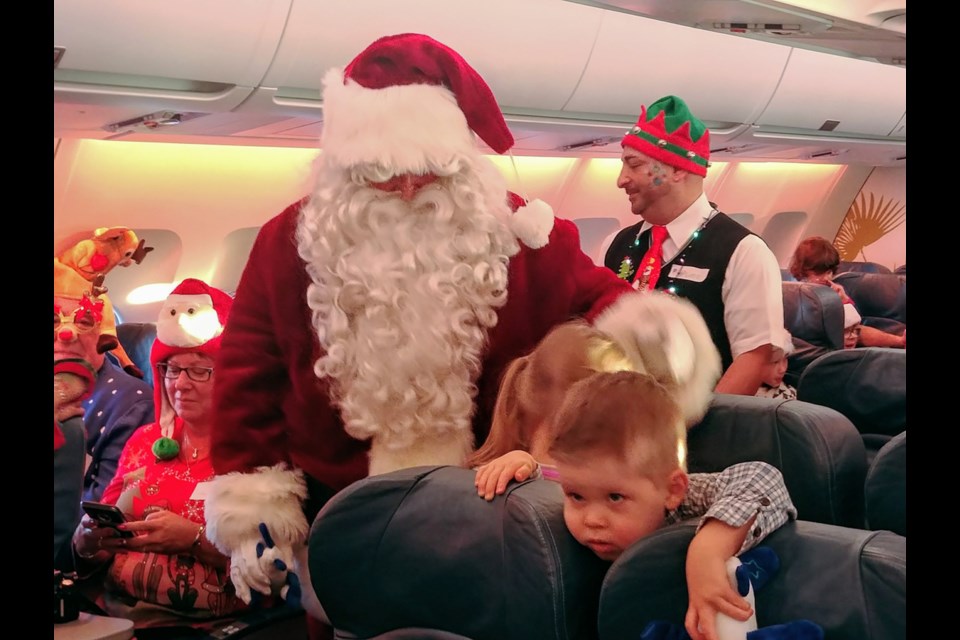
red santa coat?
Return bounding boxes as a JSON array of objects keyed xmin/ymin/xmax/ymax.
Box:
[{"xmin": 210, "ymin": 198, "xmax": 631, "ymax": 498}]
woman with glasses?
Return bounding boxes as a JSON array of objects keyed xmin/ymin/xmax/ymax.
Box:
[{"xmin": 71, "ymin": 279, "xmax": 260, "ymax": 638}]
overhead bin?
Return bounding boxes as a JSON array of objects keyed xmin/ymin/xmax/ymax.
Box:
[
  {"xmin": 753, "ymin": 48, "xmax": 906, "ymax": 138},
  {"xmin": 54, "ymin": 0, "xmax": 293, "ymax": 115},
  {"xmin": 565, "ymin": 12, "xmax": 790, "ymax": 127},
  {"xmin": 253, "ymin": 0, "xmax": 605, "ymax": 113}
]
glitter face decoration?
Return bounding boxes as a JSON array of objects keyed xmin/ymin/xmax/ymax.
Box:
[{"xmin": 650, "ymin": 162, "xmax": 665, "ymax": 186}]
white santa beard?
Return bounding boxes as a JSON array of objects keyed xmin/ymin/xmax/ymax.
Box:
[{"xmin": 297, "ymin": 158, "xmax": 518, "ymax": 457}]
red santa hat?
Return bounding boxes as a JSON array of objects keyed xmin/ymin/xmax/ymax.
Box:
[
  {"xmin": 321, "ymin": 33, "xmax": 555, "ymax": 249},
  {"xmin": 150, "ymin": 278, "xmax": 233, "ymax": 440},
  {"xmin": 321, "ymin": 33, "xmax": 514, "ymax": 173},
  {"xmin": 843, "ymin": 303, "xmax": 862, "ymax": 328}
]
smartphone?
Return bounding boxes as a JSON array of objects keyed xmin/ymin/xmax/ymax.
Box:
[{"xmin": 80, "ymin": 501, "xmax": 134, "ymax": 538}]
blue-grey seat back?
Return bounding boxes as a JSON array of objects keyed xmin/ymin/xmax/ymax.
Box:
[
  {"xmin": 865, "ymin": 431, "xmax": 906, "ymax": 536},
  {"xmin": 782, "ymin": 282, "xmax": 844, "ymax": 351},
  {"xmin": 836, "ymin": 260, "xmax": 892, "ymax": 274},
  {"xmin": 598, "ymin": 521, "xmax": 905, "ymax": 640},
  {"xmin": 309, "ymin": 465, "xmax": 609, "ymax": 640},
  {"xmin": 690, "ymin": 394, "xmax": 867, "ymax": 528},
  {"xmin": 796, "ymin": 348, "xmax": 906, "ymax": 440},
  {"xmin": 115, "ymin": 322, "xmax": 158, "ymax": 386},
  {"xmin": 833, "ymin": 271, "xmax": 906, "ymax": 327}
]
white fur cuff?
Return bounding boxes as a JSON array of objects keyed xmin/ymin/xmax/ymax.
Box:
[
  {"xmin": 204, "ymin": 464, "xmax": 310, "ymax": 555},
  {"xmin": 594, "ymin": 291, "xmax": 721, "ymax": 426},
  {"xmin": 510, "ymin": 199, "xmax": 555, "ymax": 249}
]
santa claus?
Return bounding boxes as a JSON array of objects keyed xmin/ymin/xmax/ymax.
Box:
[{"xmin": 204, "ymin": 33, "xmax": 719, "ymax": 637}]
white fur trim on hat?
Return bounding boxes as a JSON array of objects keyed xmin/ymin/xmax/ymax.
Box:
[
  {"xmin": 509, "ymin": 199, "xmax": 555, "ymax": 249},
  {"xmin": 321, "ymin": 68, "xmax": 477, "ymax": 174},
  {"xmin": 594, "ymin": 291, "xmax": 721, "ymax": 426},
  {"xmin": 204, "ymin": 464, "xmax": 309, "ymax": 555},
  {"xmin": 843, "ymin": 303, "xmax": 862, "ymax": 329},
  {"xmin": 368, "ymin": 428, "xmax": 474, "ymax": 477}
]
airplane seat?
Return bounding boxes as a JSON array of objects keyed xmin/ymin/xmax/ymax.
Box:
[
  {"xmin": 864, "ymin": 431, "xmax": 906, "ymax": 536},
  {"xmin": 780, "ymin": 268, "xmax": 796, "ymax": 281},
  {"xmin": 689, "ymin": 394, "xmax": 867, "ymax": 529},
  {"xmin": 796, "ymin": 348, "xmax": 906, "ymax": 465},
  {"xmin": 836, "ymin": 260, "xmax": 893, "ymax": 275},
  {"xmin": 597, "ymin": 520, "xmax": 905, "ymax": 640},
  {"xmin": 308, "ymin": 465, "xmax": 609, "ymax": 640},
  {"xmin": 115, "ymin": 321, "xmax": 158, "ymax": 386},
  {"xmin": 781, "ymin": 281, "xmax": 844, "ymax": 386},
  {"xmin": 832, "ymin": 271, "xmax": 906, "ymax": 334}
]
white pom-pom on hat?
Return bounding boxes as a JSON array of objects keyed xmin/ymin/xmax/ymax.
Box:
[{"xmin": 509, "ymin": 198, "xmax": 555, "ymax": 249}]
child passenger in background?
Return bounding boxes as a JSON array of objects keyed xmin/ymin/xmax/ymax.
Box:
[
  {"xmin": 547, "ymin": 371, "xmax": 797, "ymax": 640},
  {"xmin": 754, "ymin": 328, "xmax": 797, "ymax": 401}
]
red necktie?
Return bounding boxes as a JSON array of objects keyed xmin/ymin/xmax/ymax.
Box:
[{"xmin": 633, "ymin": 225, "xmax": 668, "ymax": 290}]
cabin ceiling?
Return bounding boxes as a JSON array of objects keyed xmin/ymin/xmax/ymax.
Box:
[
  {"xmin": 53, "ymin": 0, "xmax": 905, "ymax": 168},
  {"xmin": 566, "ymin": 0, "xmax": 906, "ymax": 67}
]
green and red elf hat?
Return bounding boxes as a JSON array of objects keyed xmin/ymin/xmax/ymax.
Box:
[{"xmin": 622, "ymin": 95, "xmax": 711, "ymax": 177}]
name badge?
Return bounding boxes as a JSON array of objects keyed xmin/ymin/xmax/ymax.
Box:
[
  {"xmin": 190, "ymin": 481, "xmax": 214, "ymax": 501},
  {"xmin": 669, "ymin": 265, "xmax": 710, "ymax": 282}
]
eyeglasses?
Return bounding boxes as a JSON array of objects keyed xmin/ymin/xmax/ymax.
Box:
[
  {"xmin": 54, "ymin": 310, "xmax": 97, "ymax": 334},
  {"xmin": 157, "ymin": 363, "xmax": 214, "ymax": 382}
]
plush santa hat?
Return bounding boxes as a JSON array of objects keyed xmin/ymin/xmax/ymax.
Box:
[
  {"xmin": 622, "ymin": 95, "xmax": 711, "ymax": 177},
  {"xmin": 321, "ymin": 32, "xmax": 554, "ymax": 249},
  {"xmin": 843, "ymin": 303, "xmax": 862, "ymax": 328},
  {"xmin": 150, "ymin": 278, "xmax": 233, "ymax": 450}
]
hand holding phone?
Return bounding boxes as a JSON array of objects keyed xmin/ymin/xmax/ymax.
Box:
[{"xmin": 80, "ymin": 501, "xmax": 134, "ymax": 538}]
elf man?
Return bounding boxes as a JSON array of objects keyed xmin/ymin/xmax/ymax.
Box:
[
  {"xmin": 203, "ymin": 34, "xmax": 720, "ymax": 638},
  {"xmin": 603, "ymin": 95, "xmax": 784, "ymax": 396}
]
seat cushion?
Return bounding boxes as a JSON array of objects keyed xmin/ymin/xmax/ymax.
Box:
[
  {"xmin": 309, "ymin": 465, "xmax": 609, "ymax": 640},
  {"xmin": 598, "ymin": 520, "xmax": 905, "ymax": 640},
  {"xmin": 690, "ymin": 394, "xmax": 867, "ymax": 528},
  {"xmin": 865, "ymin": 431, "xmax": 906, "ymax": 536}
]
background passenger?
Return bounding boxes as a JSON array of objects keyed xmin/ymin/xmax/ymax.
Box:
[
  {"xmin": 755, "ymin": 329, "xmax": 797, "ymax": 400},
  {"xmin": 547, "ymin": 371, "xmax": 797, "ymax": 640},
  {"xmin": 603, "ymin": 95, "xmax": 784, "ymax": 397},
  {"xmin": 71, "ymin": 279, "xmax": 253, "ymax": 637},
  {"xmin": 54, "ymin": 287, "xmax": 154, "ymax": 502},
  {"xmin": 789, "ymin": 236, "xmax": 905, "ymax": 349}
]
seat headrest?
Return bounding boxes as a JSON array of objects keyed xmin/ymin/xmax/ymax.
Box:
[
  {"xmin": 308, "ymin": 465, "xmax": 609, "ymax": 640},
  {"xmin": 781, "ymin": 282, "xmax": 844, "ymax": 350}
]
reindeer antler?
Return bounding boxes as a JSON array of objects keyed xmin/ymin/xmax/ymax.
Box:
[
  {"xmin": 131, "ymin": 238, "xmax": 154, "ymax": 264},
  {"xmin": 90, "ymin": 273, "xmax": 108, "ymax": 297}
]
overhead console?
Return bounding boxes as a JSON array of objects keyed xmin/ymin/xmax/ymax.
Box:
[{"xmin": 53, "ymin": 0, "xmax": 905, "ymax": 163}]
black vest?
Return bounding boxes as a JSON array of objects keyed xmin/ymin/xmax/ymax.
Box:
[{"xmin": 604, "ymin": 213, "xmax": 752, "ymax": 371}]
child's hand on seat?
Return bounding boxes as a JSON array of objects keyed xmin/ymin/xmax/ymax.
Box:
[{"xmin": 474, "ymin": 450, "xmax": 538, "ymax": 501}]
